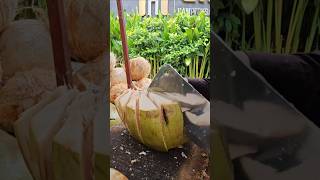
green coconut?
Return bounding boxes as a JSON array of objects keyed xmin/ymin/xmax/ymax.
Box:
[
  {"xmin": 93, "ymin": 97, "xmax": 109, "ymax": 179},
  {"xmin": 52, "ymin": 92, "xmax": 94, "ymax": 180},
  {"xmin": 28, "ymin": 89, "xmax": 77, "ymax": 180},
  {"xmin": 114, "ymin": 90, "xmax": 185, "ymax": 152},
  {"xmin": 148, "ymin": 92, "xmax": 184, "ymax": 150},
  {"xmin": 124, "ymin": 90, "xmax": 144, "ymax": 143},
  {"xmin": 14, "ymin": 86, "xmax": 68, "ymax": 180},
  {"xmin": 0, "ymin": 129, "xmax": 32, "ymax": 180},
  {"xmin": 53, "ymin": 91, "xmax": 108, "ymax": 180}
]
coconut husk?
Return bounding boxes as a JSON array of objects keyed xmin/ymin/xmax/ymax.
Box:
[
  {"xmin": 0, "ymin": 20, "xmax": 54, "ymax": 80},
  {"xmin": 110, "ymin": 83, "xmax": 128, "ymax": 104},
  {"xmin": 130, "ymin": 57, "xmax": 151, "ymax": 81},
  {"xmin": 73, "ymin": 52, "xmax": 108, "ymax": 91},
  {"xmin": 63, "ymin": 0, "xmax": 108, "ymax": 62},
  {"xmin": 110, "ymin": 67, "xmax": 127, "ymax": 86},
  {"xmin": 133, "ymin": 78, "xmax": 151, "ymax": 90},
  {"xmin": 0, "ymin": 68, "xmax": 56, "ymax": 133}
]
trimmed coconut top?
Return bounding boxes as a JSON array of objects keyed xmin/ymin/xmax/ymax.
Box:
[
  {"xmin": 147, "ymin": 92, "xmax": 175, "ymax": 107},
  {"xmin": 139, "ymin": 91, "xmax": 158, "ymax": 111},
  {"xmin": 126, "ymin": 91, "xmax": 138, "ymax": 110},
  {"xmin": 30, "ymin": 89, "xmax": 77, "ymax": 143},
  {"xmin": 54, "ymin": 91, "xmax": 96, "ymax": 152},
  {"xmin": 162, "ymin": 92, "xmax": 207, "ymax": 107},
  {"xmin": 116, "ymin": 89, "xmax": 132, "ymax": 108}
]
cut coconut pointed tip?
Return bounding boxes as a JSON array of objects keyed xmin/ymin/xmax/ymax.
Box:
[
  {"xmin": 138, "ymin": 92, "xmax": 168, "ymax": 151},
  {"xmin": 147, "ymin": 91, "xmax": 175, "ymax": 106},
  {"xmin": 122, "ymin": 91, "xmax": 147, "ymax": 144},
  {"xmin": 139, "ymin": 91, "xmax": 158, "ymax": 111},
  {"xmin": 114, "ymin": 89, "xmax": 133, "ymax": 129},
  {"xmin": 54, "ymin": 91, "xmax": 96, "ymax": 152}
]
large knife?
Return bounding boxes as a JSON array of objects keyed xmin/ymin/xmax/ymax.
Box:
[
  {"xmin": 213, "ymin": 32, "xmax": 320, "ymax": 178},
  {"xmin": 148, "ymin": 65, "xmax": 210, "ymax": 152}
]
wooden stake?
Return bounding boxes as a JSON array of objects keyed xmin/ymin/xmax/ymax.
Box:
[
  {"xmin": 116, "ymin": 0, "xmax": 133, "ymax": 89},
  {"xmin": 46, "ymin": 0, "xmax": 73, "ymax": 88}
]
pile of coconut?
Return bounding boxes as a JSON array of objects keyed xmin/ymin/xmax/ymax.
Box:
[
  {"xmin": 0, "ymin": 0, "xmax": 108, "ymax": 133},
  {"xmin": 110, "ymin": 55, "xmax": 152, "ymax": 103}
]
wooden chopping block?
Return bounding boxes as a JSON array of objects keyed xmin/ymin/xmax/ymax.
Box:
[{"xmin": 111, "ymin": 125, "xmax": 209, "ymax": 180}]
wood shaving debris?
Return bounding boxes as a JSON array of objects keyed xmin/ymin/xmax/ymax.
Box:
[
  {"xmin": 181, "ymin": 152, "xmax": 188, "ymax": 159},
  {"xmin": 125, "ymin": 150, "xmax": 131, "ymax": 155},
  {"xmin": 139, "ymin": 151, "xmax": 147, "ymax": 156}
]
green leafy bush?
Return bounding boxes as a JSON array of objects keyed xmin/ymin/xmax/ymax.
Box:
[
  {"xmin": 111, "ymin": 11, "xmax": 210, "ymax": 78},
  {"xmin": 212, "ymin": 0, "xmax": 320, "ymax": 53}
]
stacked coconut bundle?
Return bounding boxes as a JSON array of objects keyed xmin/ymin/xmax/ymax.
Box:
[{"xmin": 110, "ymin": 56, "xmax": 152, "ymax": 103}]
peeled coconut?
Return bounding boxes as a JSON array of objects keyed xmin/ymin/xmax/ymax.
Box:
[
  {"xmin": 0, "ymin": 0, "xmax": 17, "ymax": 32},
  {"xmin": 110, "ymin": 68, "xmax": 127, "ymax": 86},
  {"xmin": 114, "ymin": 90, "xmax": 184, "ymax": 151},
  {"xmin": 0, "ymin": 68, "xmax": 56, "ymax": 133},
  {"xmin": 110, "ymin": 168, "xmax": 128, "ymax": 180},
  {"xmin": 0, "ymin": 19, "xmax": 54, "ymax": 80},
  {"xmin": 73, "ymin": 52, "xmax": 107, "ymax": 91},
  {"xmin": 110, "ymin": 83, "xmax": 128, "ymax": 104},
  {"xmin": 130, "ymin": 57, "xmax": 151, "ymax": 81},
  {"xmin": 63, "ymin": 0, "xmax": 108, "ymax": 62},
  {"xmin": 110, "ymin": 52, "xmax": 117, "ymax": 71},
  {"xmin": 133, "ymin": 78, "xmax": 152, "ymax": 90}
]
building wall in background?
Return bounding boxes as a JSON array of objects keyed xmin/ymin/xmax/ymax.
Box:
[{"xmin": 110, "ymin": 0, "xmax": 210, "ymax": 16}]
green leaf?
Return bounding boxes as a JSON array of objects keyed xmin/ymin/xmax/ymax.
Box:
[
  {"xmin": 241, "ymin": 0, "xmax": 259, "ymax": 14},
  {"xmin": 225, "ymin": 20, "xmax": 232, "ymax": 33},
  {"xmin": 185, "ymin": 58, "xmax": 192, "ymax": 66}
]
